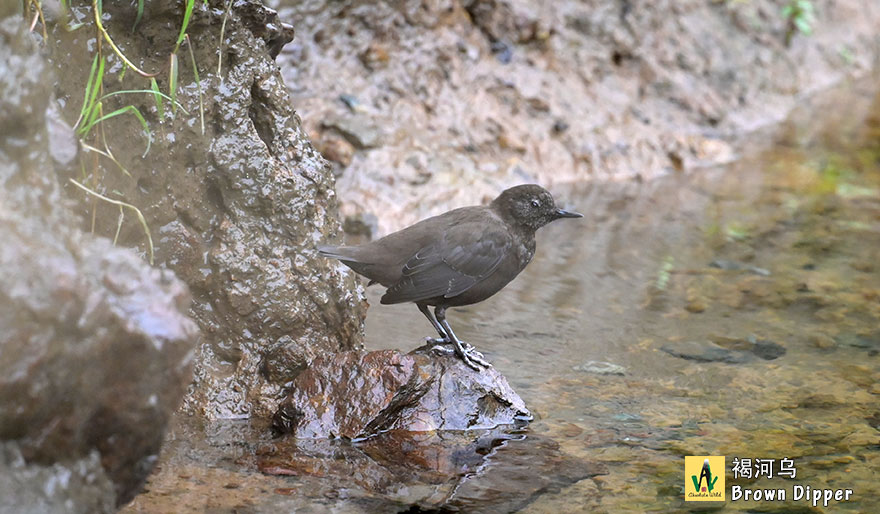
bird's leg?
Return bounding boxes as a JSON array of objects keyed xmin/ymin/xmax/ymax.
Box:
[
  {"xmin": 419, "ymin": 304, "xmax": 485, "ymax": 360},
  {"xmin": 418, "ymin": 302, "xmax": 449, "ymax": 344},
  {"xmin": 434, "ymin": 306, "xmax": 490, "ymax": 370},
  {"xmin": 418, "ymin": 303, "xmax": 479, "ymax": 352}
]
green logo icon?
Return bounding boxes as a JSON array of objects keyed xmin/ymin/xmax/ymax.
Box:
[{"xmin": 692, "ymin": 458, "xmax": 718, "ymax": 493}]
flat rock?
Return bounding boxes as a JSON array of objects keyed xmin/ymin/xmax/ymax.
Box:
[{"xmin": 272, "ymin": 345, "xmax": 531, "ymax": 439}]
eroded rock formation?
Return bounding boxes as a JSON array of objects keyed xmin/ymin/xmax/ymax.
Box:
[
  {"xmin": 0, "ymin": 15, "xmax": 198, "ymax": 509},
  {"xmin": 44, "ymin": 1, "xmax": 367, "ymax": 418}
]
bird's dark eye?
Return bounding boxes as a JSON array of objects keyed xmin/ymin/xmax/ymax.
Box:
[{"xmin": 530, "ymin": 199, "xmax": 540, "ymax": 208}]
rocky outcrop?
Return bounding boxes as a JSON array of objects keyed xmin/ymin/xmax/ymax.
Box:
[
  {"xmin": 277, "ymin": 0, "xmax": 880, "ymax": 236},
  {"xmin": 43, "ymin": 1, "xmax": 367, "ymax": 418},
  {"xmin": 272, "ymin": 346, "xmax": 530, "ymax": 439},
  {"xmin": 0, "ymin": 14, "xmax": 198, "ymax": 509}
]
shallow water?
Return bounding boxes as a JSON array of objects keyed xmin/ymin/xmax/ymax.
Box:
[
  {"xmin": 125, "ymin": 81, "xmax": 879, "ymax": 512},
  {"xmin": 362, "ymin": 81, "xmax": 880, "ymax": 512}
]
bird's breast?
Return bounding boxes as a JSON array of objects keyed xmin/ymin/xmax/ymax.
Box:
[{"xmin": 517, "ymin": 240, "xmax": 536, "ymax": 272}]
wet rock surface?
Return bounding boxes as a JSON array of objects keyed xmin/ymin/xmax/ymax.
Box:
[
  {"xmin": 275, "ymin": 0, "xmax": 880, "ymax": 236},
  {"xmin": 0, "ymin": 219, "xmax": 198, "ymax": 505},
  {"xmin": 273, "ymin": 345, "xmax": 530, "ymax": 439},
  {"xmin": 0, "ymin": 443, "xmax": 115, "ymax": 514},
  {"xmin": 0, "ymin": 13, "xmax": 198, "ymax": 509},
  {"xmin": 43, "ymin": 1, "xmax": 367, "ymax": 418}
]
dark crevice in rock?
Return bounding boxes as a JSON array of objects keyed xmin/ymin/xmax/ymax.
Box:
[
  {"xmin": 249, "ymin": 83, "xmax": 276, "ymax": 154},
  {"xmin": 361, "ymin": 374, "xmax": 435, "ymax": 437}
]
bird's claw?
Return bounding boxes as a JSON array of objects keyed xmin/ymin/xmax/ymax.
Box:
[
  {"xmin": 463, "ymin": 349, "xmax": 491, "ymax": 369},
  {"xmin": 429, "ymin": 339, "xmax": 491, "ymax": 370},
  {"xmin": 430, "ymin": 343, "xmax": 454, "ymax": 355},
  {"xmin": 427, "ymin": 337, "xmax": 480, "ymax": 353}
]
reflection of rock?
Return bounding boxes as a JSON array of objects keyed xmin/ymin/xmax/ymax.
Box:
[
  {"xmin": 839, "ymin": 332, "xmax": 880, "ymax": 352},
  {"xmin": 0, "ymin": 16, "xmax": 198, "ymax": 509},
  {"xmin": 259, "ymin": 429, "xmax": 605, "ymax": 511},
  {"xmin": 662, "ymin": 341, "xmax": 751, "ymax": 364},
  {"xmin": 660, "ymin": 336, "xmax": 785, "ymax": 363},
  {"xmin": 272, "ymin": 345, "xmax": 531, "ymax": 439}
]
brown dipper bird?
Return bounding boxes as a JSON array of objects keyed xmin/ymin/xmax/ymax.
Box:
[{"xmin": 319, "ymin": 184, "xmax": 582, "ymax": 370}]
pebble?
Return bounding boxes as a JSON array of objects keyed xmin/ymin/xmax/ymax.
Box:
[{"xmin": 573, "ymin": 361, "xmax": 626, "ymax": 376}]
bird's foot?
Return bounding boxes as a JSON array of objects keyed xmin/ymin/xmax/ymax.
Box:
[
  {"xmin": 461, "ymin": 347, "xmax": 491, "ymax": 370},
  {"xmin": 427, "ymin": 337, "xmax": 481, "ymax": 354},
  {"xmin": 429, "ymin": 339, "xmax": 490, "ymax": 370},
  {"xmin": 430, "ymin": 342, "xmax": 454, "ymax": 355}
]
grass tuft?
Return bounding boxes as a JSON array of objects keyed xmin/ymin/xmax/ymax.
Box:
[{"xmin": 69, "ymin": 179, "xmax": 155, "ymax": 265}]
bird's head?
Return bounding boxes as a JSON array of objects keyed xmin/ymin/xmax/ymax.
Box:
[{"xmin": 491, "ymin": 184, "xmax": 582, "ymax": 230}]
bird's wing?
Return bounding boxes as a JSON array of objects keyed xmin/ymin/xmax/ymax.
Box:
[{"xmin": 380, "ymin": 225, "xmax": 507, "ymax": 305}]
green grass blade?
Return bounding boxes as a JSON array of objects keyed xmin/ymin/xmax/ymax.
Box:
[
  {"xmin": 169, "ymin": 53, "xmax": 179, "ymax": 116},
  {"xmin": 150, "ymin": 79, "xmax": 164, "ymax": 119},
  {"xmin": 77, "ymin": 53, "xmax": 100, "ymax": 128},
  {"xmin": 97, "ymin": 89, "xmax": 190, "ymax": 115},
  {"xmin": 89, "ymin": 55, "xmax": 106, "ymax": 109},
  {"xmin": 80, "ymin": 105, "xmax": 152, "ymax": 157},
  {"xmin": 80, "ymin": 100, "xmax": 103, "ymax": 137},
  {"xmin": 174, "ymin": 0, "xmax": 195, "ymax": 53},
  {"xmin": 131, "ymin": 0, "xmax": 144, "ymax": 32},
  {"xmin": 77, "ymin": 55, "xmax": 106, "ymax": 134}
]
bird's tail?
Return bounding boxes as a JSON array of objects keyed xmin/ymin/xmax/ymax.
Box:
[{"xmin": 317, "ymin": 245, "xmax": 361, "ymax": 262}]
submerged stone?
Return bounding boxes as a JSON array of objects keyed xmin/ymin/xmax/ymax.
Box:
[
  {"xmin": 574, "ymin": 360, "xmax": 626, "ymax": 376},
  {"xmin": 660, "ymin": 337, "xmax": 786, "ymax": 364}
]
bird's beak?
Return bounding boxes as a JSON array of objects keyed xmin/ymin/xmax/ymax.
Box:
[{"xmin": 554, "ymin": 208, "xmax": 583, "ymax": 219}]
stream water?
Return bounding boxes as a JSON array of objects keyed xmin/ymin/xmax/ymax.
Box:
[{"xmin": 124, "ymin": 81, "xmax": 879, "ymax": 513}]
